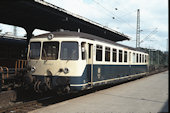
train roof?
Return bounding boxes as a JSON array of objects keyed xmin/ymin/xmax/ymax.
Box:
[{"xmin": 33, "ymin": 31, "xmax": 147, "ymax": 53}]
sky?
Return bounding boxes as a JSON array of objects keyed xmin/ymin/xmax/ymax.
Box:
[{"xmin": 0, "ymin": 0, "xmax": 168, "ymax": 51}]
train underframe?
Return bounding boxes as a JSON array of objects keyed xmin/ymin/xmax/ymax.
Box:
[{"xmin": 24, "ymin": 72, "xmax": 70, "ymax": 93}]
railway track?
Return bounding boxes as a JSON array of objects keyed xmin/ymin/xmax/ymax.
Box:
[
  {"xmin": 0, "ymin": 94, "xmax": 65, "ymax": 113},
  {"xmin": 0, "ymin": 99, "xmax": 43, "ymax": 113},
  {"xmin": 0, "ymin": 68, "xmax": 168, "ymax": 113},
  {"xmin": 0, "ymin": 90, "xmax": 94, "ymax": 113}
]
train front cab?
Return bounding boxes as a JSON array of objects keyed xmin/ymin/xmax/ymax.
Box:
[{"xmin": 27, "ymin": 36, "xmax": 93, "ymax": 92}]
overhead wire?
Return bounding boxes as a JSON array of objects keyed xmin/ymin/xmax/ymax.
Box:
[
  {"xmin": 90, "ymin": 0, "xmax": 123, "ymax": 23},
  {"xmin": 91, "ymin": 0, "xmax": 137, "ymax": 30},
  {"xmin": 119, "ymin": 10, "xmax": 137, "ymax": 18},
  {"xmin": 140, "ymin": 28, "xmax": 158, "ymax": 43}
]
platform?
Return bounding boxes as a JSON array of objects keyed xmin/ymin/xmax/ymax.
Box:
[{"xmin": 29, "ymin": 71, "xmax": 168, "ymax": 113}]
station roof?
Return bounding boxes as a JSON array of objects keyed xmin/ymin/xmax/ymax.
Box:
[{"xmin": 0, "ymin": 0, "xmax": 130, "ymax": 42}]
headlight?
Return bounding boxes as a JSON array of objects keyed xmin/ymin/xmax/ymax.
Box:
[
  {"xmin": 31, "ymin": 66, "xmax": 36, "ymax": 72},
  {"xmin": 63, "ymin": 68, "xmax": 69, "ymax": 74},
  {"xmin": 47, "ymin": 34, "xmax": 54, "ymax": 40}
]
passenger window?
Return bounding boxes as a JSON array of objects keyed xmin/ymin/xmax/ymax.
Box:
[
  {"xmin": 105, "ymin": 47, "xmax": 110, "ymax": 61},
  {"xmin": 112, "ymin": 48, "xmax": 117, "ymax": 62},
  {"xmin": 145, "ymin": 55, "xmax": 147, "ymax": 63},
  {"xmin": 119, "ymin": 50, "xmax": 122, "ymax": 62},
  {"xmin": 133, "ymin": 53, "xmax": 136, "ymax": 63},
  {"xmin": 136, "ymin": 53, "xmax": 139, "ymax": 63},
  {"xmin": 139, "ymin": 54, "xmax": 142, "ymax": 63},
  {"xmin": 96, "ymin": 45, "xmax": 102, "ymax": 61},
  {"xmin": 129, "ymin": 52, "xmax": 131, "ymax": 63},
  {"xmin": 142, "ymin": 54, "xmax": 144, "ymax": 63},
  {"xmin": 124, "ymin": 51, "xmax": 127, "ymax": 62}
]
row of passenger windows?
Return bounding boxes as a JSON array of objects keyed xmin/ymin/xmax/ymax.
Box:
[{"xmin": 96, "ymin": 45, "xmax": 148, "ymax": 63}]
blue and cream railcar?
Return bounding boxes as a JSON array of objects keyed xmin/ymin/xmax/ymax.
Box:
[{"xmin": 26, "ymin": 31, "xmax": 149, "ymax": 92}]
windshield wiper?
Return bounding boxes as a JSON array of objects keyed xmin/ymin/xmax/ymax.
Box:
[
  {"xmin": 66, "ymin": 50, "xmax": 77, "ymax": 63},
  {"xmin": 43, "ymin": 49, "xmax": 48, "ymax": 61}
]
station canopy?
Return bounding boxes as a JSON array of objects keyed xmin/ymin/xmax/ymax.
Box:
[{"xmin": 0, "ymin": 0, "xmax": 130, "ymax": 42}]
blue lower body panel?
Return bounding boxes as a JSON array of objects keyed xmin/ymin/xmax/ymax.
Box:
[
  {"xmin": 69, "ymin": 64, "xmax": 148, "ymax": 91},
  {"xmin": 32, "ymin": 64, "xmax": 148, "ymax": 91}
]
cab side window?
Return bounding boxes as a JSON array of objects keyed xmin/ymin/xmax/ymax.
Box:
[{"xmin": 81, "ymin": 42, "xmax": 86, "ymax": 60}]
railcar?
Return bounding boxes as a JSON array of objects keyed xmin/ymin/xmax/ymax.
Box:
[
  {"xmin": 0, "ymin": 36, "xmax": 27, "ymax": 68},
  {"xmin": 26, "ymin": 31, "xmax": 149, "ymax": 93},
  {"xmin": 0, "ymin": 36, "xmax": 27, "ymax": 91}
]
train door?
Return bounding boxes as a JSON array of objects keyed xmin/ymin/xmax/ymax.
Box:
[{"xmin": 88, "ymin": 43, "xmax": 93, "ymax": 87}]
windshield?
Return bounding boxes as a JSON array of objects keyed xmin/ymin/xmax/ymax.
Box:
[
  {"xmin": 42, "ymin": 42, "xmax": 59, "ymax": 60},
  {"xmin": 60, "ymin": 42, "xmax": 79, "ymax": 60},
  {"xmin": 29, "ymin": 42, "xmax": 41, "ymax": 59}
]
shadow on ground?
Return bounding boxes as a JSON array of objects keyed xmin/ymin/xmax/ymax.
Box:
[{"xmin": 159, "ymin": 99, "xmax": 168, "ymax": 113}]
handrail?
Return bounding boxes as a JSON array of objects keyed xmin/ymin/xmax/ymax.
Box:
[
  {"xmin": 3, "ymin": 67, "xmax": 9, "ymax": 79},
  {"xmin": 18, "ymin": 60, "xmax": 20, "ymax": 69},
  {"xmin": 15, "ymin": 60, "xmax": 27, "ymax": 75},
  {"xmin": 21, "ymin": 60, "xmax": 24, "ymax": 69},
  {"xmin": 0, "ymin": 66, "xmax": 9, "ymax": 84},
  {"xmin": 0, "ymin": 60, "xmax": 27, "ymax": 85}
]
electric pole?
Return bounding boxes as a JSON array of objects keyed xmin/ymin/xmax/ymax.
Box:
[{"xmin": 136, "ymin": 9, "xmax": 140, "ymax": 48}]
